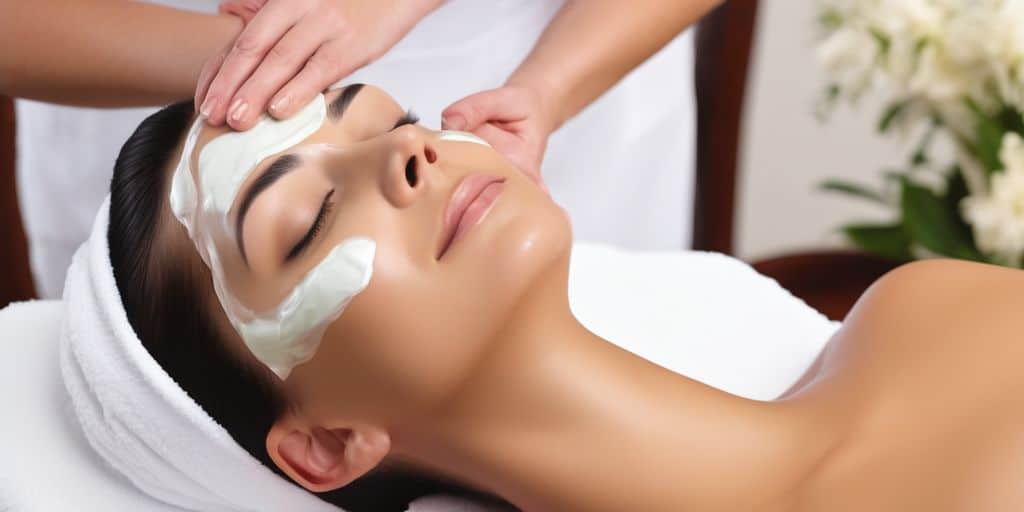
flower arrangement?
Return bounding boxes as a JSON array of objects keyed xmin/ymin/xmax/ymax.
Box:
[{"xmin": 816, "ymin": 0, "xmax": 1024, "ymax": 267}]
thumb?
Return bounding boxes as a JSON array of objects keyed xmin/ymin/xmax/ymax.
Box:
[{"xmin": 442, "ymin": 87, "xmax": 524, "ymax": 131}]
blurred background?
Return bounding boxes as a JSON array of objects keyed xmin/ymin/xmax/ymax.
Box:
[{"xmin": 737, "ymin": 0, "xmax": 897, "ymax": 260}]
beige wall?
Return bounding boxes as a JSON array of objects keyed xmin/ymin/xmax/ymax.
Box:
[{"xmin": 735, "ymin": 0, "xmax": 910, "ymax": 261}]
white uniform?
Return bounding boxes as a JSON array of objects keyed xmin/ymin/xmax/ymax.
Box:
[{"xmin": 17, "ymin": 0, "xmax": 695, "ymax": 298}]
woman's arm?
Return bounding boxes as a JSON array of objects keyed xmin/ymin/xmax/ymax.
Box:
[
  {"xmin": 0, "ymin": 0, "xmax": 241, "ymax": 107},
  {"xmin": 441, "ymin": 0, "xmax": 722, "ymax": 181},
  {"xmin": 508, "ymin": 0, "xmax": 723, "ymax": 129}
]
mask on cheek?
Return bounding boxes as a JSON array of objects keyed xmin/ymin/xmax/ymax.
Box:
[
  {"xmin": 438, "ymin": 130, "xmax": 490, "ymax": 147},
  {"xmin": 168, "ymin": 93, "xmax": 376, "ymax": 380}
]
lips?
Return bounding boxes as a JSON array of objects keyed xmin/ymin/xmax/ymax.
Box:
[{"xmin": 437, "ymin": 173, "xmax": 506, "ymax": 259}]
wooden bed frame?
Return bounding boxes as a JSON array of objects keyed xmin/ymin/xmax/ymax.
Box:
[
  {"xmin": 0, "ymin": 1, "xmax": 896, "ymax": 318},
  {"xmin": 0, "ymin": 97, "xmax": 35, "ymax": 306}
]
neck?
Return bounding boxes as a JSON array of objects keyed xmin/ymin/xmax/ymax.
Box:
[{"xmin": 392, "ymin": 254, "xmax": 829, "ymax": 511}]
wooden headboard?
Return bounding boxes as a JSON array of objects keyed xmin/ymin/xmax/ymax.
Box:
[
  {"xmin": 692, "ymin": 0, "xmax": 760, "ymax": 254},
  {"xmin": 0, "ymin": 2, "xmax": 761, "ymax": 309},
  {"xmin": 0, "ymin": 96, "xmax": 35, "ymax": 307}
]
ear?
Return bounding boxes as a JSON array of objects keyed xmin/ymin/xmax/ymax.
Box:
[{"xmin": 266, "ymin": 416, "xmax": 390, "ymax": 493}]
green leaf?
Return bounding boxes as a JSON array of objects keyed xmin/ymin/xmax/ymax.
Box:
[
  {"xmin": 965, "ymin": 98, "xmax": 1004, "ymax": 174},
  {"xmin": 883, "ymin": 169, "xmax": 908, "ymax": 183},
  {"xmin": 869, "ymin": 27, "xmax": 891, "ymax": 54},
  {"xmin": 841, "ymin": 223, "xmax": 912, "ymax": 261},
  {"xmin": 900, "ymin": 179, "xmax": 984, "ymax": 261},
  {"xmin": 997, "ymin": 105, "xmax": 1024, "ymax": 135},
  {"xmin": 910, "ymin": 117, "xmax": 940, "ymax": 167},
  {"xmin": 820, "ymin": 180, "xmax": 887, "ymax": 204},
  {"xmin": 913, "ymin": 37, "xmax": 928, "ymax": 56},
  {"xmin": 819, "ymin": 9, "xmax": 844, "ymax": 30},
  {"xmin": 878, "ymin": 101, "xmax": 906, "ymax": 133},
  {"xmin": 826, "ymin": 83, "xmax": 840, "ymax": 101},
  {"xmin": 816, "ymin": 84, "xmax": 842, "ymax": 121},
  {"xmin": 911, "ymin": 150, "xmax": 928, "ymax": 166},
  {"xmin": 944, "ymin": 167, "xmax": 969, "ymax": 209}
]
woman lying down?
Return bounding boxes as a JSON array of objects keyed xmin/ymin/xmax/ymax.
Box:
[{"xmin": 62, "ymin": 83, "xmax": 1024, "ymax": 512}]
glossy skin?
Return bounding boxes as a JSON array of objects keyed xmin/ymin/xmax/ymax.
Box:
[
  {"xmin": 189, "ymin": 83, "xmax": 569, "ymax": 392},
  {"xmin": 786, "ymin": 260, "xmax": 1024, "ymax": 510},
  {"xmin": 173, "ymin": 87, "xmax": 1024, "ymax": 510}
]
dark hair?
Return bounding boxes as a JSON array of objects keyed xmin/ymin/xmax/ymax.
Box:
[{"xmin": 107, "ymin": 100, "xmax": 507, "ymax": 511}]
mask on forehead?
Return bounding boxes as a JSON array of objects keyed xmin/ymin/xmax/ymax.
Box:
[{"xmin": 168, "ymin": 91, "xmax": 491, "ymax": 379}]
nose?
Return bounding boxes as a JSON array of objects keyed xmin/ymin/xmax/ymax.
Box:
[{"xmin": 381, "ymin": 125, "xmax": 438, "ymax": 208}]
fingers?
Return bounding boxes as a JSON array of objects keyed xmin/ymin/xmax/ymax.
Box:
[
  {"xmin": 442, "ymin": 87, "xmax": 529, "ymax": 131},
  {"xmin": 472, "ymin": 123, "xmax": 543, "ymax": 183},
  {"xmin": 199, "ymin": 0, "xmax": 301, "ymax": 126},
  {"xmin": 223, "ymin": 19, "xmax": 328, "ymax": 130},
  {"xmin": 194, "ymin": 45, "xmax": 228, "ymax": 109},
  {"xmin": 268, "ymin": 42, "xmax": 361, "ymax": 120},
  {"xmin": 218, "ymin": 0, "xmax": 266, "ymax": 24}
]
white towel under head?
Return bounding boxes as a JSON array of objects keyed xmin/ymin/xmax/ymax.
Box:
[{"xmin": 60, "ymin": 196, "xmax": 341, "ymax": 511}]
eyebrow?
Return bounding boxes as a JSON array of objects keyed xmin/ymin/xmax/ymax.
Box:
[
  {"xmin": 233, "ymin": 84, "xmax": 366, "ymax": 264},
  {"xmin": 328, "ymin": 83, "xmax": 365, "ymax": 122},
  {"xmin": 235, "ymin": 154, "xmax": 302, "ymax": 264}
]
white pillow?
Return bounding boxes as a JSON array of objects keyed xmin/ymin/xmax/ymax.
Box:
[
  {"xmin": 0, "ymin": 244, "xmax": 837, "ymax": 511},
  {"xmin": 569, "ymin": 243, "xmax": 838, "ymax": 401}
]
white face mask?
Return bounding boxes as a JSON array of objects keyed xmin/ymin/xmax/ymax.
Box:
[
  {"xmin": 168, "ymin": 93, "xmax": 376, "ymax": 379},
  {"xmin": 167, "ymin": 89, "xmax": 492, "ymax": 379}
]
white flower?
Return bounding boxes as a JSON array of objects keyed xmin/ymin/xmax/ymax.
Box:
[
  {"xmin": 985, "ymin": 0, "xmax": 1024, "ymax": 110},
  {"xmin": 961, "ymin": 133, "xmax": 1024, "ymax": 265},
  {"xmin": 871, "ymin": 0, "xmax": 944, "ymax": 39},
  {"xmin": 1000, "ymin": 129, "xmax": 1024, "ymax": 170},
  {"xmin": 882, "ymin": 31, "xmax": 919, "ymax": 87},
  {"xmin": 817, "ymin": 26, "xmax": 881, "ymax": 99},
  {"xmin": 908, "ymin": 45, "xmax": 969, "ymax": 102},
  {"xmin": 816, "ymin": 0, "xmax": 1006, "ymax": 115}
]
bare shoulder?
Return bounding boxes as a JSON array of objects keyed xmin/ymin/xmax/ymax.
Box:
[
  {"xmin": 871, "ymin": 258, "xmax": 1011, "ymax": 288},
  {"xmin": 774, "ymin": 260, "xmax": 1010, "ymax": 400},
  {"xmin": 793, "ymin": 259, "xmax": 1024, "ymax": 509},
  {"xmin": 854, "ymin": 259, "xmax": 1024, "ymax": 319}
]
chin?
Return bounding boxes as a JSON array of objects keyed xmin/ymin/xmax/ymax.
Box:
[
  {"xmin": 502, "ymin": 199, "xmax": 571, "ymax": 273},
  {"xmin": 463, "ymin": 177, "xmax": 572, "ymax": 290}
]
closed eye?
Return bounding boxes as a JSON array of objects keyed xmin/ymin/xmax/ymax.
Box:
[
  {"xmin": 392, "ymin": 109, "xmax": 419, "ymax": 130},
  {"xmin": 281, "ymin": 110, "xmax": 415, "ymax": 263},
  {"xmin": 286, "ymin": 189, "xmax": 334, "ymax": 262}
]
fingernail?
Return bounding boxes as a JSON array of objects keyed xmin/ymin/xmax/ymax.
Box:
[
  {"xmin": 199, "ymin": 96, "xmax": 218, "ymax": 119},
  {"xmin": 443, "ymin": 115, "xmax": 466, "ymax": 131},
  {"xmin": 229, "ymin": 98, "xmax": 248, "ymax": 123},
  {"xmin": 270, "ymin": 94, "xmax": 290, "ymax": 116}
]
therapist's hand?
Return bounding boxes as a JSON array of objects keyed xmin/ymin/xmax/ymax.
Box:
[
  {"xmin": 196, "ymin": 0, "xmax": 440, "ymax": 130},
  {"xmin": 442, "ymin": 84, "xmax": 555, "ymax": 194}
]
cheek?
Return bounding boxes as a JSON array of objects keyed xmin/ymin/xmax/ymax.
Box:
[
  {"xmin": 296, "ymin": 186, "xmax": 571, "ymax": 417},
  {"xmin": 343, "ymin": 207, "xmax": 570, "ymax": 411},
  {"xmin": 318, "ymin": 271, "xmax": 501, "ymax": 416}
]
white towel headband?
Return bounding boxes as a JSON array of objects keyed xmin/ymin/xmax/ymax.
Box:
[{"xmin": 59, "ymin": 197, "xmax": 340, "ymax": 511}]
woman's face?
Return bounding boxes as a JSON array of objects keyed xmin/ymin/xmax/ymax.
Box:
[{"xmin": 185, "ymin": 85, "xmax": 572, "ymax": 421}]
